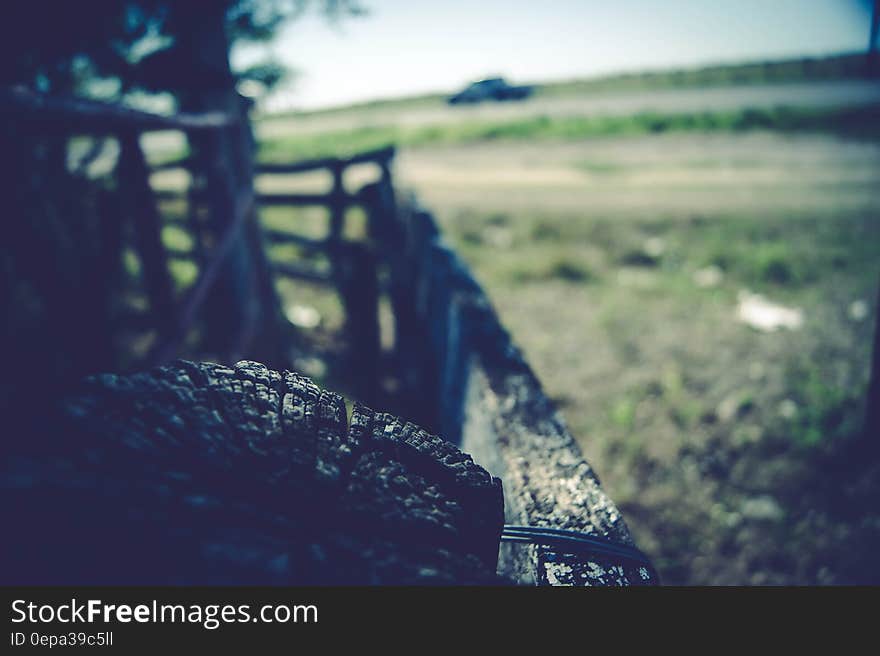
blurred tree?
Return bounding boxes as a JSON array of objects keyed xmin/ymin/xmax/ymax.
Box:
[{"xmin": 0, "ymin": 1, "xmax": 365, "ymax": 100}]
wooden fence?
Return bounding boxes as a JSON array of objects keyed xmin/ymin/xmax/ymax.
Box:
[
  {"xmin": 3, "ymin": 86, "xmax": 657, "ymax": 585},
  {"xmin": 154, "ymin": 145, "xmax": 396, "ymax": 401},
  {"xmin": 3, "ymin": 86, "xmax": 279, "ymax": 367}
]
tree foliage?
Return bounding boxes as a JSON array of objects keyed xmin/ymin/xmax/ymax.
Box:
[{"xmin": 0, "ymin": 0, "xmax": 366, "ymax": 101}]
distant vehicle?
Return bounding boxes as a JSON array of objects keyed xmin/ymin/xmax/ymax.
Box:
[{"xmin": 447, "ymin": 77, "xmax": 534, "ymax": 105}]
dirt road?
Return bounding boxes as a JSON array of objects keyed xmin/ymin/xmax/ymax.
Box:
[{"xmin": 394, "ymin": 131, "xmax": 880, "ymax": 218}]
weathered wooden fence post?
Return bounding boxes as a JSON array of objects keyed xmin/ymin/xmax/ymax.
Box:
[
  {"xmin": 118, "ymin": 132, "xmax": 176, "ymax": 338},
  {"xmin": 184, "ymin": 160, "xmax": 207, "ymax": 268},
  {"xmin": 329, "ymin": 161, "xmax": 346, "ymax": 246},
  {"xmin": 866, "ymin": 279, "xmax": 880, "ymax": 445},
  {"xmin": 356, "ymin": 150, "xmax": 440, "ymax": 427},
  {"xmin": 338, "ymin": 242, "xmax": 381, "ymax": 403},
  {"xmin": 168, "ymin": 3, "xmax": 282, "ymax": 362},
  {"xmin": 232, "ymin": 98, "xmax": 285, "ymax": 361}
]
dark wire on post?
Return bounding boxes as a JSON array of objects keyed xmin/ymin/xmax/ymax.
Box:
[{"xmin": 501, "ymin": 525, "xmax": 657, "ymax": 579}]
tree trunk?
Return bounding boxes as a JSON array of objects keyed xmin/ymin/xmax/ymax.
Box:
[{"xmin": 172, "ymin": 4, "xmax": 277, "ymax": 360}]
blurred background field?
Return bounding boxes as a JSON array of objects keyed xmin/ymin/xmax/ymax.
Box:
[
  {"xmin": 234, "ymin": 51, "xmax": 880, "ymax": 585},
  {"xmin": 19, "ymin": 0, "xmax": 878, "ymax": 585}
]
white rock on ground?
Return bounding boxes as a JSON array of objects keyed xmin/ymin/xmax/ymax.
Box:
[
  {"xmin": 736, "ymin": 291, "xmax": 803, "ymax": 332},
  {"xmin": 848, "ymin": 299, "xmax": 868, "ymax": 322}
]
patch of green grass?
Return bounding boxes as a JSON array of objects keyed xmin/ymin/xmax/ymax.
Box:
[
  {"xmin": 510, "ymin": 255, "xmax": 596, "ymax": 284},
  {"xmin": 459, "ymin": 227, "xmax": 485, "ymax": 246},
  {"xmin": 258, "ymin": 206, "xmax": 330, "ymax": 240},
  {"xmin": 547, "ymin": 258, "xmax": 595, "ymax": 282},
  {"xmin": 706, "ymin": 240, "xmax": 809, "ymax": 287},
  {"xmin": 575, "ymin": 159, "xmax": 623, "ymax": 174},
  {"xmin": 161, "ymin": 225, "xmax": 193, "ymax": 253},
  {"xmin": 257, "ymin": 93, "xmax": 447, "ymax": 122},
  {"xmin": 168, "ymin": 259, "xmax": 198, "ymax": 292},
  {"xmin": 485, "ymin": 213, "xmax": 510, "ymax": 226},
  {"xmin": 619, "ymin": 249, "xmax": 662, "ymax": 267},
  {"xmin": 258, "ymin": 125, "xmax": 403, "ymax": 162},
  {"xmin": 530, "ymin": 221, "xmax": 564, "ymax": 242},
  {"xmin": 695, "ymin": 218, "xmax": 880, "ymax": 292},
  {"xmin": 657, "ymin": 365, "xmax": 705, "ymax": 430},
  {"xmin": 257, "ymin": 104, "xmax": 880, "ymax": 161},
  {"xmin": 610, "ymin": 396, "xmax": 637, "ymax": 431},
  {"xmin": 752, "ymin": 243, "xmax": 803, "ymax": 286},
  {"xmin": 782, "ymin": 363, "xmax": 865, "ymax": 447}
]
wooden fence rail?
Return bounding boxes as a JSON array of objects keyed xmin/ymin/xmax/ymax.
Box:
[{"xmin": 255, "ymin": 145, "xmax": 396, "ymax": 174}]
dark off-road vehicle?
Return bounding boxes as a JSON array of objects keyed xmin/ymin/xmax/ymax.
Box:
[{"xmin": 447, "ymin": 77, "xmax": 534, "ymax": 104}]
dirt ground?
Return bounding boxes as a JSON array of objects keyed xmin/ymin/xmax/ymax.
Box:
[
  {"xmin": 396, "ymin": 132, "xmax": 880, "ymax": 217},
  {"xmin": 389, "ymin": 132, "xmax": 880, "ymax": 584}
]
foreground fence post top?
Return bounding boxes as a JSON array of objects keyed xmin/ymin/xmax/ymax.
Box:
[{"xmin": 393, "ymin": 199, "xmax": 658, "ymax": 586}]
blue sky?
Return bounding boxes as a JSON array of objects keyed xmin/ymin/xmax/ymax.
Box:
[{"xmin": 233, "ymin": 0, "xmax": 874, "ymax": 110}]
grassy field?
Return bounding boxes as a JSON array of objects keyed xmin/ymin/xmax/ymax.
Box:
[
  {"xmin": 242, "ymin": 126, "xmax": 880, "ymax": 584},
  {"xmin": 156, "ymin": 54, "xmax": 880, "ymax": 584},
  {"xmin": 387, "ymin": 129, "xmax": 880, "ymax": 584},
  {"xmin": 440, "ymin": 202, "xmax": 879, "ymax": 584},
  {"xmin": 259, "ymin": 52, "xmax": 868, "ymax": 120},
  {"xmin": 257, "ymin": 104, "xmax": 880, "ymax": 162}
]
